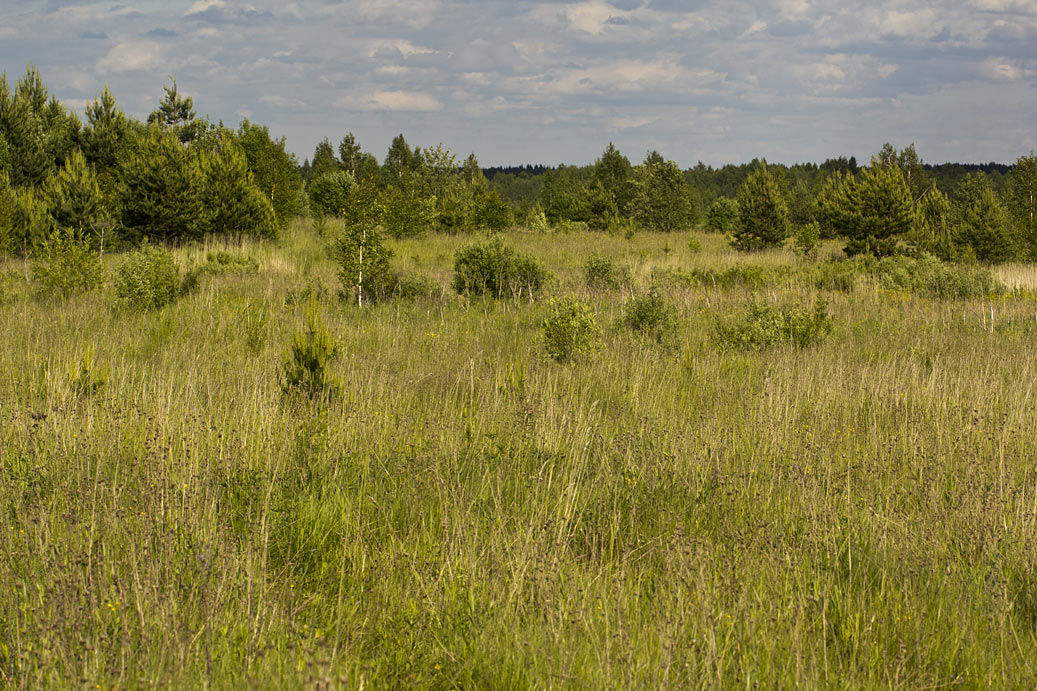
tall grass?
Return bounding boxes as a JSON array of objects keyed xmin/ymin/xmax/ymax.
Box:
[{"xmin": 2, "ymin": 221, "xmax": 1037, "ymax": 687}]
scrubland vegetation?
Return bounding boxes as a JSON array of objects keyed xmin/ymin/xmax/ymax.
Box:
[
  {"xmin": 5, "ymin": 224, "xmax": 1037, "ymax": 688},
  {"xmin": 4, "ymin": 65, "xmax": 1037, "ymax": 688}
]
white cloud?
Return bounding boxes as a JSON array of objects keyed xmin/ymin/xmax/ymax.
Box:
[
  {"xmin": 5, "ymin": 0, "xmax": 1036, "ymax": 165},
  {"xmin": 983, "ymin": 58, "xmax": 1022, "ymax": 80},
  {"xmin": 338, "ymin": 90, "xmax": 444, "ymax": 111},
  {"xmin": 185, "ymin": 0, "xmax": 225, "ymax": 15},
  {"xmin": 740, "ymin": 20, "xmax": 767, "ymax": 38},
  {"xmin": 366, "ymin": 39, "xmax": 435, "ymax": 59},
  {"xmin": 96, "ymin": 42, "xmax": 166, "ymax": 73},
  {"xmin": 609, "ymin": 116, "xmax": 654, "ymax": 129},
  {"xmin": 530, "ymin": 1, "xmax": 633, "ymax": 36}
]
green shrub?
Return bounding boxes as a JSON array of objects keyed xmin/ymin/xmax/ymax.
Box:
[
  {"xmin": 667, "ymin": 261, "xmax": 788, "ymax": 288},
  {"xmin": 704, "ymin": 197, "xmax": 738, "ymax": 233},
  {"xmin": 622, "ymin": 290, "xmax": 679, "ymax": 349},
  {"xmin": 387, "ymin": 271, "xmax": 444, "ymax": 302},
  {"xmin": 793, "ymin": 221, "xmax": 820, "ymax": 259},
  {"xmin": 871, "ymin": 253, "xmax": 1001, "ymax": 299},
  {"xmin": 540, "ymin": 296, "xmax": 600, "ymax": 362},
  {"xmin": 528, "ymin": 205, "xmax": 550, "ymax": 233},
  {"xmin": 31, "ymin": 227, "xmax": 105, "ymax": 297},
  {"xmin": 714, "ymin": 297, "xmax": 832, "ymax": 350},
  {"xmin": 114, "ymin": 244, "xmax": 192, "ymax": 310},
  {"xmin": 452, "ymin": 239, "xmax": 549, "ymax": 299},
  {"xmin": 808, "ymin": 260, "xmax": 860, "ymax": 293},
  {"xmin": 307, "ymin": 170, "xmax": 354, "ymax": 217},
  {"xmin": 584, "ymin": 255, "xmax": 631, "ymax": 290},
  {"xmin": 472, "ymin": 190, "xmax": 513, "ymax": 231},
  {"xmin": 281, "ymin": 300, "xmax": 339, "ymax": 400},
  {"xmin": 196, "ymin": 250, "xmax": 260, "ymax": 276}
]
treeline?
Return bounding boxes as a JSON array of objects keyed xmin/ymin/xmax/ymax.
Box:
[
  {"xmin": 475, "ymin": 142, "xmax": 1036, "ymax": 261},
  {"xmin": 4, "ymin": 65, "xmax": 1036, "ymax": 265},
  {"xmin": 0, "ymin": 67, "xmax": 300, "ymax": 255},
  {"xmin": 299, "ymin": 133, "xmax": 512, "ymax": 236}
]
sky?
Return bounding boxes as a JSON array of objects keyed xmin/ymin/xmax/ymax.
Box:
[{"xmin": 1, "ymin": 0, "xmax": 1035, "ymax": 167}]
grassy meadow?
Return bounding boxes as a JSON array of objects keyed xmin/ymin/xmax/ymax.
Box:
[{"xmin": 3, "ymin": 222, "xmax": 1037, "ymax": 688}]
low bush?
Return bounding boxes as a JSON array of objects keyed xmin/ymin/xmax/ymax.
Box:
[
  {"xmin": 584, "ymin": 255, "xmax": 631, "ymax": 290},
  {"xmin": 114, "ymin": 244, "xmax": 193, "ymax": 311},
  {"xmin": 0, "ymin": 271, "xmax": 27, "ymax": 304},
  {"xmin": 195, "ymin": 251, "xmax": 259, "ymax": 276},
  {"xmin": 621, "ymin": 290, "xmax": 679, "ymax": 349},
  {"xmin": 31, "ymin": 228, "xmax": 105, "ymax": 297},
  {"xmin": 704, "ymin": 197, "xmax": 739, "ymax": 233},
  {"xmin": 807, "ymin": 260, "xmax": 860, "ymax": 293},
  {"xmin": 452, "ymin": 239, "xmax": 549, "ymax": 299},
  {"xmin": 714, "ymin": 297, "xmax": 832, "ymax": 350},
  {"xmin": 870, "ymin": 253, "xmax": 1002, "ymax": 299},
  {"xmin": 281, "ymin": 300, "xmax": 339, "ymax": 400},
  {"xmin": 656, "ymin": 264, "xmax": 790, "ymax": 290},
  {"xmin": 540, "ymin": 296, "xmax": 600, "ymax": 362},
  {"xmin": 528, "ymin": 206, "xmax": 550, "ymax": 233},
  {"xmin": 793, "ymin": 221, "xmax": 820, "ymax": 259},
  {"xmin": 387, "ymin": 271, "xmax": 444, "ymax": 303}
]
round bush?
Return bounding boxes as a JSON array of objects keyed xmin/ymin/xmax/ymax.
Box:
[
  {"xmin": 114, "ymin": 244, "xmax": 189, "ymax": 310},
  {"xmin": 452, "ymin": 239, "xmax": 549, "ymax": 299},
  {"xmin": 540, "ymin": 296, "xmax": 600, "ymax": 362}
]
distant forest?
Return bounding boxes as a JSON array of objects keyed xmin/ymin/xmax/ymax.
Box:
[{"xmin": 2, "ymin": 66, "xmax": 1035, "ymax": 264}]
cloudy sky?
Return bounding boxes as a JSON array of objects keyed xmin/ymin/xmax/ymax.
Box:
[{"xmin": 1, "ymin": 0, "xmax": 1035, "ymax": 167}]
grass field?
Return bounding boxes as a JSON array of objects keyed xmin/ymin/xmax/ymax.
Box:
[{"xmin": 3, "ymin": 222, "xmax": 1037, "ymax": 688}]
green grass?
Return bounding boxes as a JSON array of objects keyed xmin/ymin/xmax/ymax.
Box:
[{"xmin": 2, "ymin": 221, "xmax": 1037, "ymax": 688}]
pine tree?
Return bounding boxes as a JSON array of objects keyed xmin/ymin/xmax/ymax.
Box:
[
  {"xmin": 383, "ymin": 134, "xmax": 413, "ymax": 181},
  {"xmin": 120, "ymin": 126, "xmax": 206, "ymax": 243},
  {"xmin": 954, "ymin": 174, "xmax": 1015, "ymax": 263},
  {"xmin": 82, "ymin": 86, "xmax": 132, "ymax": 172},
  {"xmin": 237, "ymin": 119, "xmax": 302, "ymax": 230},
  {"xmin": 309, "ymin": 137, "xmax": 339, "ymax": 179},
  {"xmin": 593, "ymin": 142, "xmax": 634, "ymax": 215},
  {"xmin": 813, "ymin": 162, "xmax": 916, "ymax": 257},
  {"xmin": 0, "ymin": 171, "xmax": 14, "ymax": 255},
  {"xmin": 731, "ymin": 161, "xmax": 790, "ymax": 250},
  {"xmin": 147, "ymin": 78, "xmax": 206, "ymax": 146},
  {"xmin": 43, "ymin": 149, "xmax": 109, "ymax": 243},
  {"xmin": 472, "ymin": 189, "xmax": 513, "ymax": 231},
  {"xmin": 0, "ymin": 72, "xmax": 53, "ymax": 187},
  {"xmin": 0, "ymin": 134, "xmax": 8, "ymax": 176},
  {"xmin": 846, "ymin": 163, "xmax": 916, "ymax": 256},
  {"xmin": 200, "ymin": 134, "xmax": 277, "ymax": 238},
  {"xmin": 914, "ymin": 183, "xmax": 954, "ymax": 259}
]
